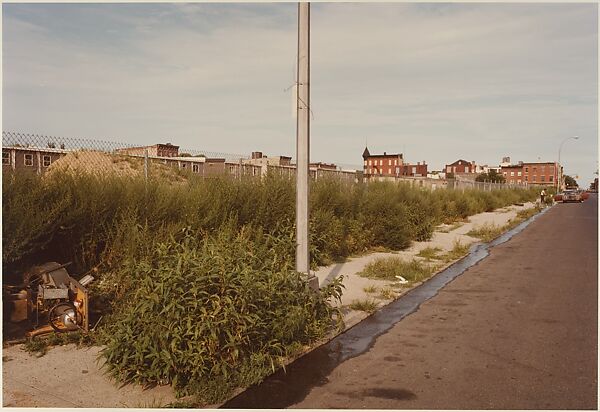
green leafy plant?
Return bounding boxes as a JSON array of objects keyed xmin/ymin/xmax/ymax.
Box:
[{"xmin": 99, "ymin": 227, "xmax": 343, "ymax": 404}]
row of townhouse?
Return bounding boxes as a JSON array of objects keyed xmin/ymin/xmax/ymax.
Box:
[
  {"xmin": 442, "ymin": 156, "xmax": 559, "ymax": 187},
  {"xmin": 2, "ymin": 143, "xmax": 358, "ymax": 181}
]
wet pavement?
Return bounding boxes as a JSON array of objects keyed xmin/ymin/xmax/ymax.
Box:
[{"xmin": 223, "ymin": 196, "xmax": 597, "ymax": 409}]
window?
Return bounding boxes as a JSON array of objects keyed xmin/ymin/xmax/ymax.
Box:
[
  {"xmin": 517, "ymin": 171, "xmax": 522, "ymax": 176},
  {"xmin": 412, "ymin": 166, "xmax": 417, "ymax": 174},
  {"xmin": 396, "ymin": 166, "xmax": 400, "ymax": 174},
  {"xmin": 503, "ymin": 172, "xmax": 507, "ymax": 176},
  {"xmin": 43, "ymin": 155, "xmax": 51, "ymax": 167},
  {"xmin": 525, "ymin": 167, "xmax": 529, "ymax": 172},
  {"xmin": 549, "ymin": 176, "xmax": 553, "ymax": 182},
  {"xmin": 511, "ymin": 171, "xmax": 515, "ymax": 176},
  {"xmin": 533, "ymin": 167, "xmax": 537, "ymax": 172},
  {"xmin": 388, "ymin": 168, "xmax": 391, "ymax": 174},
  {"xmin": 24, "ymin": 154, "xmax": 33, "ymax": 166},
  {"xmin": 541, "ymin": 166, "xmax": 545, "ymax": 172},
  {"xmin": 394, "ymin": 159, "xmax": 397, "ymax": 166},
  {"xmin": 517, "ymin": 179, "xmax": 521, "ymax": 184},
  {"xmin": 368, "ymin": 160, "xmax": 372, "ymax": 166},
  {"xmin": 388, "ymin": 159, "xmax": 391, "ymax": 166},
  {"xmin": 2, "ymin": 151, "xmax": 9, "ymax": 165},
  {"xmin": 380, "ymin": 159, "xmax": 383, "ymax": 166},
  {"xmin": 541, "ymin": 176, "xmax": 545, "ymax": 182},
  {"xmin": 525, "ymin": 176, "xmax": 528, "ymax": 181},
  {"xmin": 364, "ymin": 160, "xmax": 367, "ymax": 166},
  {"xmin": 532, "ymin": 175, "xmax": 537, "ymax": 182},
  {"xmin": 446, "ymin": 167, "xmax": 451, "ymax": 173},
  {"xmin": 549, "ymin": 166, "xmax": 554, "ymax": 172},
  {"xmin": 192, "ymin": 164, "xmax": 199, "ymax": 173}
]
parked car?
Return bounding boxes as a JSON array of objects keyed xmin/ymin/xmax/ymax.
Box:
[{"xmin": 562, "ymin": 189, "xmax": 582, "ymax": 203}]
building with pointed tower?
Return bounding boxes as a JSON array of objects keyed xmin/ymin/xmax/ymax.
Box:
[{"xmin": 362, "ymin": 146, "xmax": 404, "ymax": 177}]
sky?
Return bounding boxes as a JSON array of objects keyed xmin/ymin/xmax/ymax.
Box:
[{"xmin": 2, "ymin": 2, "xmax": 598, "ymax": 184}]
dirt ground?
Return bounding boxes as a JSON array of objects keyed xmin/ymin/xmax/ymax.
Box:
[
  {"xmin": 2, "ymin": 345, "xmax": 178, "ymax": 408},
  {"xmin": 2, "ymin": 201, "xmax": 537, "ymax": 408}
]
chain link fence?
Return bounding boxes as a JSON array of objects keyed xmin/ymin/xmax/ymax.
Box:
[{"xmin": 2, "ymin": 131, "xmax": 543, "ymax": 191}]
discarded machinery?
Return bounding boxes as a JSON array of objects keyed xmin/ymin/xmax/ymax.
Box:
[{"xmin": 7, "ymin": 262, "xmax": 93, "ymax": 336}]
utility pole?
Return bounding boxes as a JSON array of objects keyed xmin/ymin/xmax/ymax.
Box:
[{"xmin": 296, "ymin": 2, "xmax": 318, "ymax": 290}]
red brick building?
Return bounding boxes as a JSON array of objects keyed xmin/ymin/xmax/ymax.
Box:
[
  {"xmin": 501, "ymin": 161, "xmax": 558, "ymax": 186},
  {"xmin": 445, "ymin": 159, "xmax": 477, "ymax": 175},
  {"xmin": 399, "ymin": 162, "xmax": 428, "ymax": 177},
  {"xmin": 362, "ymin": 146, "xmax": 404, "ymax": 177}
]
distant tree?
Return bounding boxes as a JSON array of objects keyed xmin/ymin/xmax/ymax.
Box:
[
  {"xmin": 564, "ymin": 175, "xmax": 578, "ymax": 188},
  {"xmin": 476, "ymin": 170, "xmax": 505, "ymax": 183}
]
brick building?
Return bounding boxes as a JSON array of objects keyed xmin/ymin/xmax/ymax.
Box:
[
  {"xmin": 362, "ymin": 146, "xmax": 404, "ymax": 177},
  {"xmin": 500, "ymin": 161, "xmax": 558, "ymax": 186},
  {"xmin": 243, "ymin": 151, "xmax": 292, "ymax": 167},
  {"xmin": 116, "ymin": 143, "xmax": 179, "ymax": 158},
  {"xmin": 399, "ymin": 162, "xmax": 428, "ymax": 177},
  {"xmin": 445, "ymin": 159, "xmax": 477, "ymax": 175}
]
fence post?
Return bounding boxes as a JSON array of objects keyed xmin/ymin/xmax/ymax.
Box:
[{"xmin": 144, "ymin": 148, "xmax": 149, "ymax": 184}]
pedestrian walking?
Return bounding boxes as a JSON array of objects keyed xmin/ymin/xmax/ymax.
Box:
[{"xmin": 540, "ymin": 189, "xmax": 546, "ymax": 205}]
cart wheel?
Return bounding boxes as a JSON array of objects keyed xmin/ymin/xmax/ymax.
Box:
[{"xmin": 48, "ymin": 302, "xmax": 80, "ymax": 332}]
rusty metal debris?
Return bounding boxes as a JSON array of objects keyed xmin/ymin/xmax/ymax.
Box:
[{"xmin": 4, "ymin": 262, "xmax": 92, "ymax": 337}]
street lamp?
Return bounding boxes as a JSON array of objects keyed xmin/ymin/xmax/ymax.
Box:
[{"xmin": 557, "ymin": 136, "xmax": 579, "ymax": 192}]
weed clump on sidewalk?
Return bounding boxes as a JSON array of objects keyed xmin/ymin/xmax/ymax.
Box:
[
  {"xmin": 466, "ymin": 223, "xmax": 503, "ymax": 242},
  {"xmin": 359, "ymin": 257, "xmax": 434, "ymax": 283},
  {"xmin": 349, "ymin": 299, "xmax": 379, "ymax": 313}
]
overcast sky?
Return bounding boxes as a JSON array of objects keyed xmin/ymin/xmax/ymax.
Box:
[{"xmin": 3, "ymin": 2, "xmax": 598, "ymax": 184}]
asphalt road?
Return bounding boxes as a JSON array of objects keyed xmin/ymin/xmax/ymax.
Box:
[{"xmin": 289, "ymin": 196, "xmax": 598, "ymax": 409}]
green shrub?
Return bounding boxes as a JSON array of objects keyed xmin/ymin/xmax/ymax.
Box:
[{"xmin": 99, "ymin": 227, "xmax": 343, "ymax": 403}]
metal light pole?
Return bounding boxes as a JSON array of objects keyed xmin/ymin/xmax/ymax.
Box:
[
  {"xmin": 296, "ymin": 2, "xmax": 318, "ymax": 290},
  {"xmin": 557, "ymin": 136, "xmax": 579, "ymax": 192}
]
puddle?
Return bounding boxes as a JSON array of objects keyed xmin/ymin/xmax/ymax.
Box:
[{"xmin": 222, "ymin": 208, "xmax": 549, "ymax": 409}]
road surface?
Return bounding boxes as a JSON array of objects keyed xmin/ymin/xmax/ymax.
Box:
[{"xmin": 229, "ymin": 195, "xmax": 598, "ymax": 409}]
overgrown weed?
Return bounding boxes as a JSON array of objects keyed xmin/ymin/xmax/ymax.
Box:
[{"xmin": 359, "ymin": 257, "xmax": 434, "ymax": 283}]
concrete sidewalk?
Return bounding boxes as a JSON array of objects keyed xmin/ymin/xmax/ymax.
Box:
[
  {"xmin": 2, "ymin": 202, "xmax": 537, "ymax": 408},
  {"xmin": 315, "ymin": 202, "xmax": 536, "ymax": 329}
]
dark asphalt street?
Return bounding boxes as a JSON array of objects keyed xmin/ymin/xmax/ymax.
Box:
[{"xmin": 288, "ymin": 195, "xmax": 597, "ymax": 409}]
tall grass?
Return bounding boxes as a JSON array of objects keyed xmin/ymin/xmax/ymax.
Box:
[{"xmin": 3, "ymin": 171, "xmax": 538, "ymax": 280}]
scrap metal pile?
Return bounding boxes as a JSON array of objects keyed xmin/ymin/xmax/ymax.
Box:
[{"xmin": 3, "ymin": 262, "xmax": 93, "ymax": 337}]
